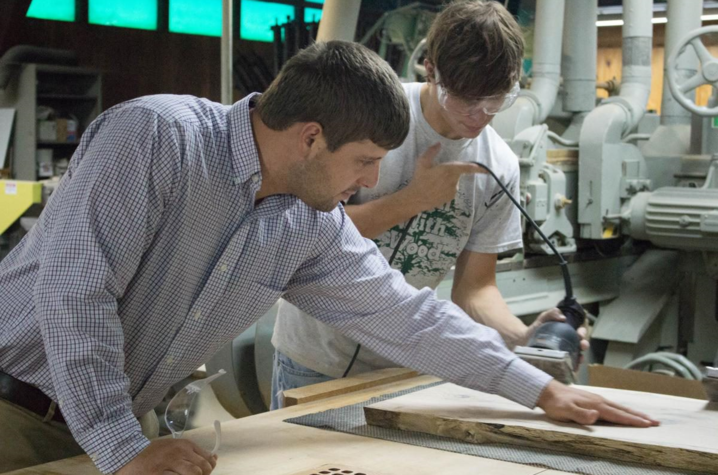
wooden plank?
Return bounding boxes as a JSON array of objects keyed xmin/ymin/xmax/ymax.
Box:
[
  {"xmin": 546, "ymin": 149, "xmax": 578, "ymax": 161},
  {"xmin": 364, "ymin": 383, "xmax": 718, "ymax": 473},
  {"xmin": 283, "ymin": 368, "xmax": 418, "ymax": 407},
  {"xmin": 588, "ymin": 365, "xmax": 708, "ymax": 400},
  {"xmin": 8, "ymin": 375, "xmax": 569, "ymax": 475}
]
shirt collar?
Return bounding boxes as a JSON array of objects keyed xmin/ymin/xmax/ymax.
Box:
[{"xmin": 227, "ymin": 93, "xmax": 263, "ymax": 185}]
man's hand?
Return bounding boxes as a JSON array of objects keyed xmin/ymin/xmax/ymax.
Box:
[
  {"xmin": 401, "ymin": 143, "xmax": 487, "ymax": 213},
  {"xmin": 116, "ymin": 439, "xmax": 217, "ymax": 475},
  {"xmin": 537, "ymin": 380, "xmax": 660, "ymax": 427},
  {"xmin": 524, "ymin": 307, "xmax": 589, "ymax": 353}
]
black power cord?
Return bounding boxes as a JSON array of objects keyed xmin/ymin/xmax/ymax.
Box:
[
  {"xmin": 341, "ymin": 160, "xmax": 583, "ymax": 378},
  {"xmin": 342, "ymin": 214, "xmax": 418, "ymax": 378},
  {"xmin": 469, "ymin": 161, "xmax": 574, "ymax": 299}
]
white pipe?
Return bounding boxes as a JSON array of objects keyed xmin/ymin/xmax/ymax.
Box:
[
  {"xmin": 221, "ymin": 0, "xmax": 232, "ymax": 105},
  {"xmin": 662, "ymin": 0, "xmax": 702, "ymax": 125},
  {"xmin": 562, "ymin": 0, "xmax": 597, "ymax": 113},
  {"xmin": 614, "ymin": 0, "xmax": 653, "ymax": 131},
  {"xmin": 528, "ymin": 0, "xmax": 565, "ymax": 123},
  {"xmin": 492, "ymin": 0, "xmax": 565, "ymax": 139},
  {"xmin": 316, "ymin": 0, "xmax": 362, "ymax": 42}
]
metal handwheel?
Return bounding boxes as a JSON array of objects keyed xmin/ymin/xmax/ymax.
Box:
[{"xmin": 667, "ymin": 26, "xmax": 718, "ymax": 117}]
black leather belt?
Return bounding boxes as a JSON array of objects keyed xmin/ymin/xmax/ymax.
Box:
[{"xmin": 0, "ymin": 371, "xmax": 65, "ymax": 424}]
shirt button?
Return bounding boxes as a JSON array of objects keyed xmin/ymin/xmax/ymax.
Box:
[
  {"xmin": 194, "ymin": 310, "xmax": 202, "ymax": 320},
  {"xmin": 166, "ymin": 356, "xmax": 175, "ymax": 365},
  {"xmin": 219, "ymin": 263, "xmax": 228, "ymax": 273},
  {"xmin": 251, "ymin": 174, "xmax": 259, "ymax": 183}
]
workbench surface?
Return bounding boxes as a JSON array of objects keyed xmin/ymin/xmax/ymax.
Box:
[{"xmin": 9, "ymin": 375, "xmax": 573, "ymax": 475}]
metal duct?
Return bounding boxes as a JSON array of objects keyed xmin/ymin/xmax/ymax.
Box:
[
  {"xmin": 316, "ymin": 0, "xmax": 362, "ymax": 42},
  {"xmin": 0, "ymin": 46, "xmax": 77, "ymax": 90},
  {"xmin": 492, "ymin": 0, "xmax": 565, "ymax": 139},
  {"xmin": 562, "ymin": 0, "xmax": 597, "ymax": 113}
]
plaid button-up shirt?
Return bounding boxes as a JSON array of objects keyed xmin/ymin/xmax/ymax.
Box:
[{"xmin": 0, "ymin": 94, "xmax": 551, "ymax": 473}]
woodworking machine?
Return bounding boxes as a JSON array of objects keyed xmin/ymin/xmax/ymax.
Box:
[{"xmin": 209, "ymin": 0, "xmax": 718, "ymax": 415}]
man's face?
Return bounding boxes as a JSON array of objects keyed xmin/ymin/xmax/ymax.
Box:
[
  {"xmin": 288, "ymin": 139, "xmax": 388, "ymax": 212},
  {"xmin": 429, "ymin": 64, "xmax": 519, "ymax": 139},
  {"xmin": 438, "ymin": 102, "xmax": 495, "ymax": 139}
]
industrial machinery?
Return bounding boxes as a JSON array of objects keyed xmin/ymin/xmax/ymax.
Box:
[{"xmin": 206, "ymin": 0, "xmax": 718, "ymax": 416}]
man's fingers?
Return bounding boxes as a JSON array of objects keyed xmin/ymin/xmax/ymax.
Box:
[
  {"xmin": 191, "ymin": 442, "xmax": 215, "ymax": 462},
  {"xmin": 570, "ymin": 406, "xmax": 600, "ymax": 425},
  {"xmin": 174, "ymin": 460, "xmax": 203, "ymax": 475},
  {"xmin": 183, "ymin": 452, "xmax": 214, "ymax": 475},
  {"xmin": 593, "ymin": 403, "xmax": 656, "ymax": 427},
  {"xmin": 537, "ymin": 307, "xmax": 564, "ymax": 323},
  {"xmin": 418, "ymin": 143, "xmax": 442, "ymax": 166},
  {"xmin": 604, "ymin": 400, "xmax": 660, "ymax": 426}
]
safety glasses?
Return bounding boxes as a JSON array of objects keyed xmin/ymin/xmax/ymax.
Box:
[
  {"xmin": 435, "ymin": 69, "xmax": 520, "ymax": 117},
  {"xmin": 164, "ymin": 368, "xmax": 227, "ymax": 455}
]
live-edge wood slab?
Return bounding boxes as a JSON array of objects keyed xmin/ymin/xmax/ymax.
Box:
[{"xmin": 364, "ymin": 383, "xmax": 718, "ymax": 473}]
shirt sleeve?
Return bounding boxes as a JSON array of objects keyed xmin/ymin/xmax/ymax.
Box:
[
  {"xmin": 464, "ymin": 157, "xmax": 523, "ymax": 254},
  {"xmin": 33, "ymin": 105, "xmax": 178, "ymax": 474},
  {"xmin": 282, "ymin": 206, "xmax": 552, "ymax": 408}
]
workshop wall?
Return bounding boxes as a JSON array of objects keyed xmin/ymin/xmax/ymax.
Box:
[{"xmin": 1, "ymin": 0, "xmax": 271, "ymax": 110}]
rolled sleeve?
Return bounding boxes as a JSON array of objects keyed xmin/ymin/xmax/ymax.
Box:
[{"xmin": 284, "ymin": 206, "xmax": 552, "ymax": 408}]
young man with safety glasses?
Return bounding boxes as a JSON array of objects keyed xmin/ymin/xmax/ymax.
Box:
[{"xmin": 271, "ymin": 0, "xmax": 589, "ymax": 407}]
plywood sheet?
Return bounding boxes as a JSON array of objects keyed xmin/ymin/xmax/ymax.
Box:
[{"xmin": 365, "ymin": 383, "xmax": 718, "ymax": 473}]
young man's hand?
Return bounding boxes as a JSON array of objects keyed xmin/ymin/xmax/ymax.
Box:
[
  {"xmin": 523, "ymin": 307, "xmax": 589, "ymax": 352},
  {"xmin": 116, "ymin": 438, "xmax": 217, "ymax": 475},
  {"xmin": 537, "ymin": 380, "xmax": 660, "ymax": 427},
  {"xmin": 402, "ymin": 143, "xmax": 487, "ymax": 212}
]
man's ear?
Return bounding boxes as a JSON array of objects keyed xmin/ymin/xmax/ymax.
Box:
[
  {"xmin": 424, "ymin": 59, "xmax": 436, "ymax": 84},
  {"xmin": 298, "ymin": 122, "xmax": 324, "ymax": 157}
]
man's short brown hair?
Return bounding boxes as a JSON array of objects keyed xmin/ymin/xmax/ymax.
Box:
[
  {"xmin": 255, "ymin": 41, "xmax": 410, "ymax": 152},
  {"xmin": 426, "ymin": 0, "xmax": 524, "ymax": 100}
]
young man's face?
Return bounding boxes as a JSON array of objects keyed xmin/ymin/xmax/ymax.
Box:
[
  {"xmin": 429, "ymin": 64, "xmax": 519, "ymax": 139},
  {"xmin": 289, "ymin": 139, "xmax": 388, "ymax": 212},
  {"xmin": 437, "ymin": 86, "xmax": 517, "ymax": 139}
]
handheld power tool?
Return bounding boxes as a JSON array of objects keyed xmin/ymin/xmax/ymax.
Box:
[{"xmin": 470, "ymin": 161, "xmax": 586, "ymax": 384}]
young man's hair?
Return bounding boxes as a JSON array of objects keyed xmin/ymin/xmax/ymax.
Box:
[
  {"xmin": 256, "ymin": 41, "xmax": 410, "ymax": 152},
  {"xmin": 426, "ymin": 0, "xmax": 524, "ymax": 100}
]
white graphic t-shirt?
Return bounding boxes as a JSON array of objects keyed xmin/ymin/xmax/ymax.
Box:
[{"xmin": 272, "ymin": 82, "xmax": 522, "ymax": 377}]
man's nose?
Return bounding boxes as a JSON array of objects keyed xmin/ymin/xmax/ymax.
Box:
[{"xmin": 359, "ymin": 162, "xmax": 381, "ymax": 189}]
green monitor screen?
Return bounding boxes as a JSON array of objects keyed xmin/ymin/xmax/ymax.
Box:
[
  {"xmin": 26, "ymin": 0, "xmax": 75, "ymax": 22},
  {"xmin": 304, "ymin": 7, "xmax": 323, "ymax": 24},
  {"xmin": 240, "ymin": 1, "xmax": 295, "ymax": 42},
  {"xmin": 169, "ymin": 0, "xmax": 222, "ymax": 36},
  {"xmin": 89, "ymin": 0, "xmax": 158, "ymax": 30}
]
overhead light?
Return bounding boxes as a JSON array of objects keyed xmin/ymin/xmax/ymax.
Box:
[
  {"xmin": 597, "ymin": 14, "xmax": 718, "ymax": 27},
  {"xmin": 596, "ymin": 19, "xmax": 624, "ymax": 27}
]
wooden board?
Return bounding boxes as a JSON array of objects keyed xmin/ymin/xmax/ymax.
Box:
[
  {"xmin": 283, "ymin": 368, "xmax": 418, "ymax": 407},
  {"xmin": 588, "ymin": 365, "xmax": 708, "ymax": 400},
  {"xmin": 364, "ymin": 383, "xmax": 718, "ymax": 473},
  {"xmin": 8, "ymin": 375, "xmax": 572, "ymax": 475}
]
